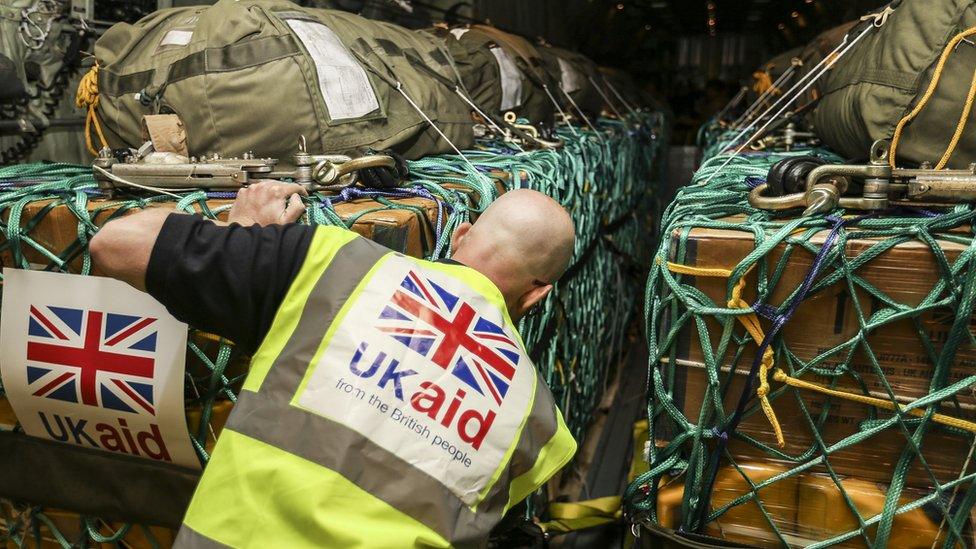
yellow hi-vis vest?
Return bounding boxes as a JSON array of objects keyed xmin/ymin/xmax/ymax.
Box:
[{"xmin": 176, "ymin": 227, "xmax": 577, "ymax": 548}]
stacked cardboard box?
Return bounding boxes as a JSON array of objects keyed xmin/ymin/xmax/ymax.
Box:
[{"xmin": 664, "ymin": 221, "xmax": 976, "ymax": 491}]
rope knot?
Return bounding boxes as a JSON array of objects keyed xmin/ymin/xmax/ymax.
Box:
[
  {"xmin": 75, "ymin": 64, "xmax": 100, "ymax": 110},
  {"xmin": 75, "ymin": 64, "xmax": 108, "ymax": 156},
  {"xmin": 757, "ymin": 350, "xmax": 784, "ymax": 447}
]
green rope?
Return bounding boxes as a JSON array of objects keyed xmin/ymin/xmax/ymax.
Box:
[
  {"xmin": 0, "ymin": 113, "xmax": 664, "ymax": 544},
  {"xmin": 626, "ymin": 131, "xmax": 976, "ymax": 547}
]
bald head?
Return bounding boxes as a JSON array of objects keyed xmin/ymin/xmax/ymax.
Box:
[{"xmin": 451, "ymin": 189, "xmax": 575, "ymax": 319}]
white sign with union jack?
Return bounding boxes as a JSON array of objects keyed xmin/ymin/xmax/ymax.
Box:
[
  {"xmin": 0, "ymin": 269, "xmax": 199, "ymax": 468},
  {"xmin": 298, "ymin": 255, "xmax": 536, "ymax": 505}
]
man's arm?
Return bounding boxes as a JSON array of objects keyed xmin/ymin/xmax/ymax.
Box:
[
  {"xmin": 90, "ymin": 208, "xmax": 170, "ymax": 291},
  {"xmin": 90, "ymin": 181, "xmax": 312, "ymax": 353},
  {"xmin": 90, "ymin": 181, "xmax": 308, "ymax": 291}
]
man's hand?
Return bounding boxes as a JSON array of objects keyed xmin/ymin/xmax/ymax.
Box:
[{"xmin": 228, "ymin": 180, "xmax": 308, "ymax": 226}]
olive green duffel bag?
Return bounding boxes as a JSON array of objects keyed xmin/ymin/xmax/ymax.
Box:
[
  {"xmin": 538, "ymin": 45, "xmax": 604, "ymax": 120},
  {"xmin": 745, "ymin": 21, "xmax": 855, "ymax": 117},
  {"xmin": 89, "ymin": 0, "xmax": 473, "ymax": 162},
  {"xmin": 449, "ymin": 25, "xmax": 557, "ymax": 126},
  {"xmin": 425, "ymin": 26, "xmax": 504, "ymax": 119},
  {"xmin": 810, "ymin": 0, "xmax": 976, "ymax": 168}
]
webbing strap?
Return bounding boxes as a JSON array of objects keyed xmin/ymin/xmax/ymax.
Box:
[
  {"xmin": 99, "ymin": 35, "xmax": 302, "ymax": 95},
  {"xmin": 536, "ymin": 419, "xmax": 650, "ymax": 536},
  {"xmin": 538, "ymin": 496, "xmax": 622, "ymax": 534},
  {"xmin": 169, "ymin": 35, "xmax": 301, "ymax": 82}
]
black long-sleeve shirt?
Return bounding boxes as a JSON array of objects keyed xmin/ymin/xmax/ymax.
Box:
[{"xmin": 145, "ymin": 213, "xmax": 316, "ymax": 354}]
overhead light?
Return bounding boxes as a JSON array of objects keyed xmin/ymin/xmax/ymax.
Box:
[{"xmin": 617, "ymin": 3, "xmax": 625, "ymax": 9}]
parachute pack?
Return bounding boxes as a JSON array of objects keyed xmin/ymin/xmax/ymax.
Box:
[
  {"xmin": 811, "ymin": 0, "xmax": 976, "ymax": 167},
  {"xmin": 91, "ymin": 0, "xmax": 475, "ymax": 161}
]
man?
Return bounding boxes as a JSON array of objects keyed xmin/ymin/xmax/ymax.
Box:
[{"xmin": 90, "ymin": 181, "xmax": 577, "ymax": 548}]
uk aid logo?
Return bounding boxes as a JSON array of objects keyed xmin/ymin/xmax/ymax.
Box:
[
  {"xmin": 313, "ymin": 264, "xmax": 534, "ymax": 492},
  {"xmin": 24, "ymin": 304, "xmax": 173, "ymax": 461}
]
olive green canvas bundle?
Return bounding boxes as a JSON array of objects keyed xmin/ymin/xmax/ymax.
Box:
[
  {"xmin": 748, "ymin": 21, "xmax": 855, "ymax": 115},
  {"xmin": 811, "ymin": 0, "xmax": 976, "ymax": 167},
  {"xmin": 538, "ymin": 45, "xmax": 604, "ymax": 119},
  {"xmin": 427, "ymin": 27, "xmax": 504, "ymax": 119},
  {"xmin": 451, "ymin": 25, "xmax": 557, "ymax": 126},
  {"xmin": 92, "ymin": 0, "xmax": 474, "ymax": 161}
]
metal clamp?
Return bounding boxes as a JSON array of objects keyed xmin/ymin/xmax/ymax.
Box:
[
  {"xmin": 311, "ymin": 155, "xmax": 397, "ymax": 189},
  {"xmin": 501, "ymin": 112, "xmax": 564, "ymax": 149},
  {"xmin": 93, "ymin": 136, "xmax": 398, "ymax": 195},
  {"xmin": 749, "ymin": 139, "xmax": 976, "ymax": 215}
]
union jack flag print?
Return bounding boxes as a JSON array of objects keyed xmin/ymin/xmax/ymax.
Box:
[
  {"xmin": 378, "ymin": 270, "xmax": 522, "ymax": 406},
  {"xmin": 26, "ymin": 305, "xmax": 158, "ymax": 415}
]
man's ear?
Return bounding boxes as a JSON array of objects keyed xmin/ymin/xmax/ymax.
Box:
[
  {"xmin": 451, "ymin": 222, "xmax": 473, "ymax": 251},
  {"xmin": 514, "ymin": 284, "xmax": 552, "ymax": 320}
]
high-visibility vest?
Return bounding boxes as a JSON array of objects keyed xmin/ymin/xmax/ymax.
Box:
[{"xmin": 176, "ymin": 227, "xmax": 577, "ymax": 548}]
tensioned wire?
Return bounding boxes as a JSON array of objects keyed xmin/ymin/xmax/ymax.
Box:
[
  {"xmin": 625, "ymin": 133, "xmax": 976, "ymax": 548},
  {"xmin": 0, "ymin": 112, "xmax": 664, "ymax": 547}
]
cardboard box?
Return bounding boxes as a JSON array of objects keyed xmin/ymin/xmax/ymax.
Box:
[
  {"xmin": 0, "ymin": 194, "xmax": 447, "ymax": 275},
  {"xmin": 673, "ymin": 363, "xmax": 971, "ymax": 492},
  {"xmin": 796, "ymin": 474, "xmax": 958, "ymax": 549},
  {"xmin": 656, "ymin": 462, "xmax": 798, "ymax": 548},
  {"xmin": 655, "ymin": 463, "xmax": 960, "ymax": 548},
  {"xmin": 664, "ymin": 222, "xmax": 976, "ymax": 489}
]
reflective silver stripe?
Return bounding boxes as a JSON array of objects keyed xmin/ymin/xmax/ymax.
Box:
[
  {"xmin": 257, "ymin": 235, "xmax": 390, "ymax": 399},
  {"xmin": 481, "ymin": 371, "xmax": 560, "ymax": 508},
  {"xmin": 225, "ymin": 374, "xmax": 561, "ymax": 543},
  {"xmin": 225, "ymin": 391, "xmax": 499, "ymax": 546},
  {"xmin": 174, "ymin": 524, "xmax": 233, "ymax": 549}
]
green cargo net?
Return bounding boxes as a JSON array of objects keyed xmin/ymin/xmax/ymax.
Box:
[
  {"xmin": 625, "ymin": 141, "xmax": 976, "ymax": 548},
  {"xmin": 0, "ymin": 113, "xmax": 663, "ymax": 547}
]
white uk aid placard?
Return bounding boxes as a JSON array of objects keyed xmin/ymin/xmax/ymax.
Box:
[
  {"xmin": 0, "ymin": 269, "xmax": 199, "ymax": 469},
  {"xmin": 298, "ymin": 255, "xmax": 535, "ymax": 506}
]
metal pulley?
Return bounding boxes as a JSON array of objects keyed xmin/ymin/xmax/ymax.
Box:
[{"xmin": 749, "ymin": 140, "xmax": 976, "ymax": 215}]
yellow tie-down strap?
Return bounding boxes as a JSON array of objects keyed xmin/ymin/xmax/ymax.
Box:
[
  {"xmin": 538, "ymin": 496, "xmax": 624, "ymax": 535},
  {"xmin": 536, "ymin": 420, "xmax": 650, "ymax": 535}
]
